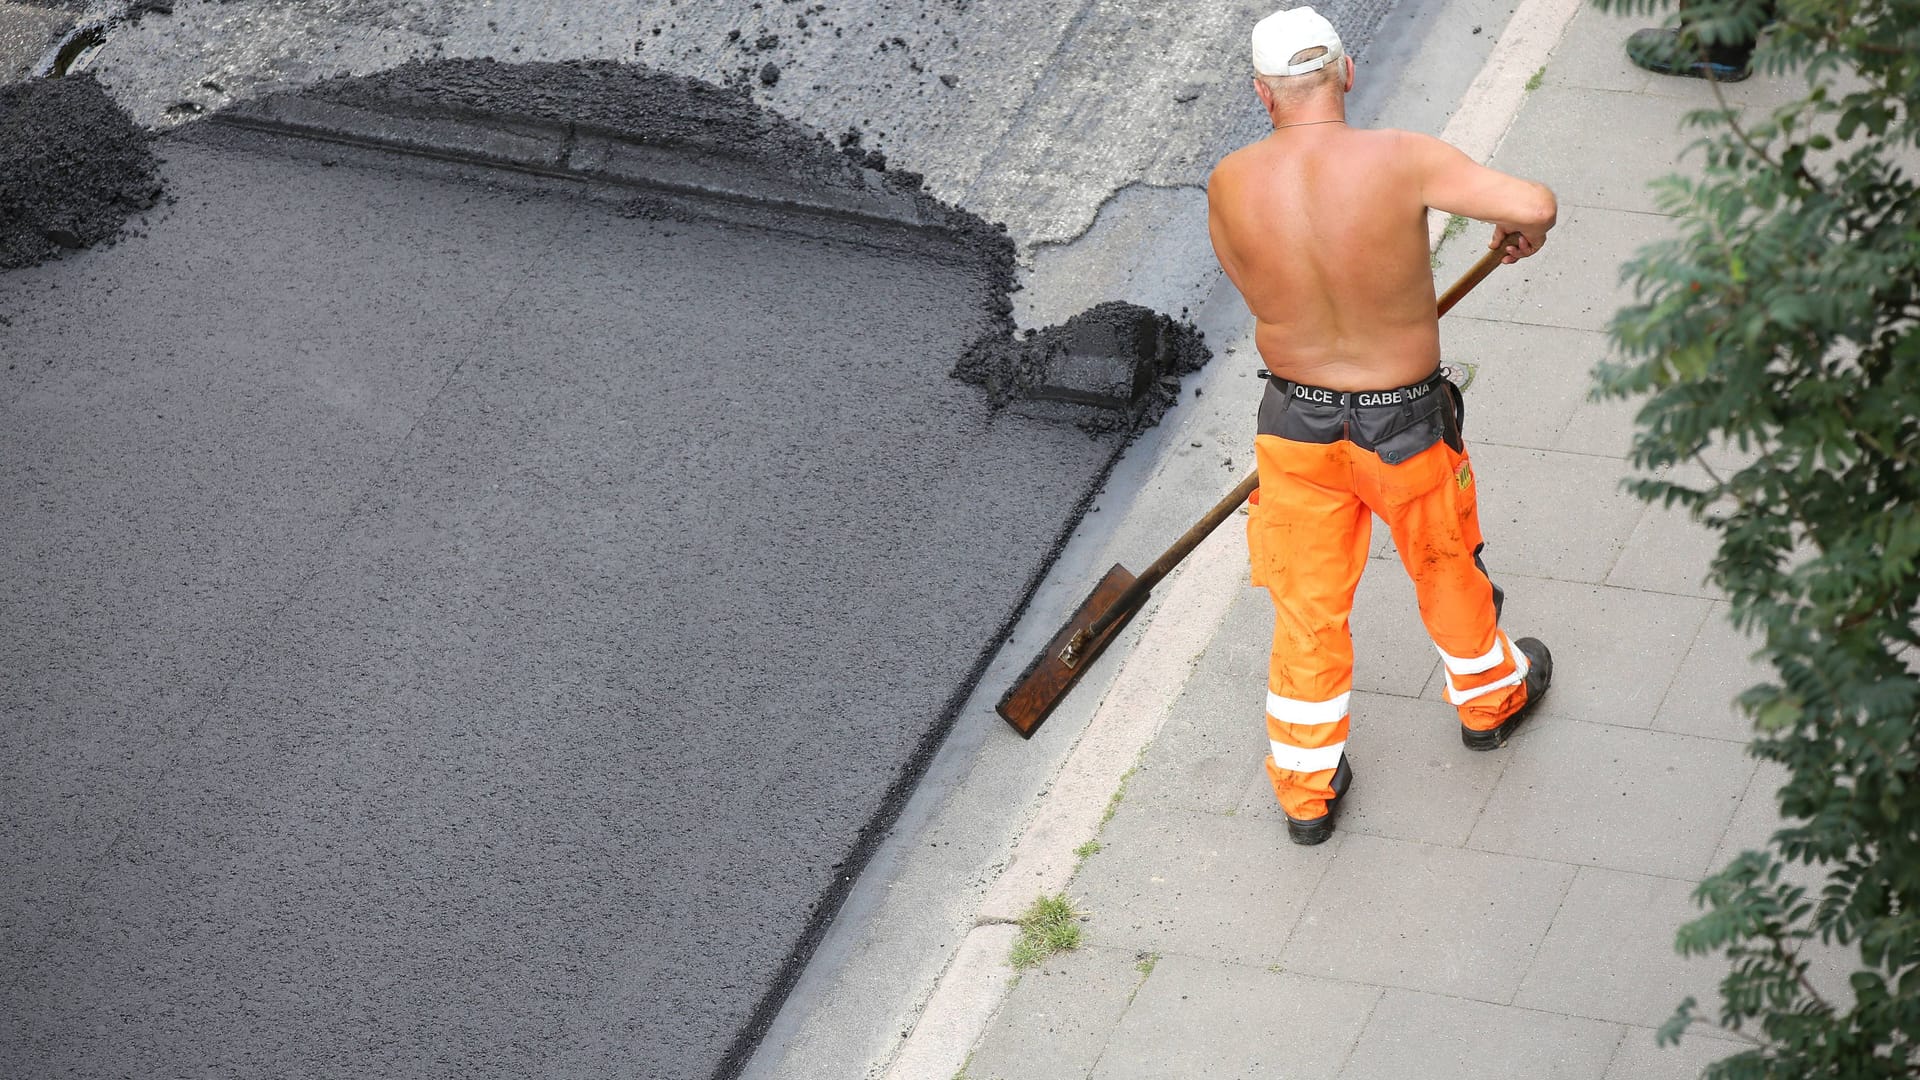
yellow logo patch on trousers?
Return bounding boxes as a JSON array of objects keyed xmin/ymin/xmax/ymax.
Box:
[{"xmin": 1455, "ymin": 461, "xmax": 1473, "ymax": 490}]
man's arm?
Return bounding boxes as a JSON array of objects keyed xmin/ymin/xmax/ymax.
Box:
[{"xmin": 1404, "ymin": 132, "xmax": 1558, "ymax": 263}]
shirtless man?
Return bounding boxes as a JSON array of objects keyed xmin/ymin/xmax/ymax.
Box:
[{"xmin": 1207, "ymin": 6, "xmax": 1559, "ymax": 845}]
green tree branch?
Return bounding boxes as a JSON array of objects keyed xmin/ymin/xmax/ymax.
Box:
[{"xmin": 1601, "ymin": 0, "xmax": 1920, "ymax": 1074}]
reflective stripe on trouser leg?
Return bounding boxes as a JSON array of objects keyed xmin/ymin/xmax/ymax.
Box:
[
  {"xmin": 1266, "ymin": 691, "xmax": 1350, "ymax": 820},
  {"xmin": 1250, "ymin": 433, "xmax": 1368, "ymax": 822},
  {"xmin": 1440, "ymin": 632, "xmax": 1530, "ymax": 726}
]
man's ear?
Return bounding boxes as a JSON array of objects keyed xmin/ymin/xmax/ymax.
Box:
[
  {"xmin": 1253, "ymin": 77, "xmax": 1275, "ymax": 111},
  {"xmin": 1343, "ymin": 56, "xmax": 1355, "ymax": 93}
]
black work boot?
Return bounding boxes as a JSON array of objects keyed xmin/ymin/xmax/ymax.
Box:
[
  {"xmin": 1284, "ymin": 755, "xmax": 1352, "ymax": 846},
  {"xmin": 1626, "ymin": 28, "xmax": 1753, "ymax": 81},
  {"xmin": 1461, "ymin": 638, "xmax": 1552, "ymax": 751}
]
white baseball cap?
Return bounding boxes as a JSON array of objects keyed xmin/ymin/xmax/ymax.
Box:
[{"xmin": 1251, "ymin": 7, "xmax": 1345, "ymax": 77}]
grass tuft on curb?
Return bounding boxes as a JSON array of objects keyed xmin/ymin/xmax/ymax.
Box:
[
  {"xmin": 1431, "ymin": 213, "xmax": 1470, "ymax": 268},
  {"xmin": 1009, "ymin": 892, "xmax": 1084, "ymax": 969},
  {"xmin": 1525, "ymin": 65, "xmax": 1545, "ymax": 91},
  {"xmin": 1101, "ymin": 748, "xmax": 1148, "ymax": 826}
]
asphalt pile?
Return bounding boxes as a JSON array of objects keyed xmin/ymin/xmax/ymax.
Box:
[
  {"xmin": 956, "ymin": 300, "xmax": 1213, "ymax": 433},
  {"xmin": 0, "ymin": 75, "xmax": 162, "ymax": 269}
]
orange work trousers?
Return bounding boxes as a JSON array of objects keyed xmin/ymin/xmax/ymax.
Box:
[{"xmin": 1247, "ymin": 369, "xmax": 1533, "ymax": 821}]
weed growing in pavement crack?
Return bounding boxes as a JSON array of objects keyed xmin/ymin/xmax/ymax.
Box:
[
  {"xmin": 1101, "ymin": 749, "xmax": 1147, "ymax": 826},
  {"xmin": 1525, "ymin": 65, "xmax": 1545, "ymax": 91},
  {"xmin": 1009, "ymin": 892, "xmax": 1084, "ymax": 969},
  {"xmin": 1121, "ymin": 951, "xmax": 1162, "ymax": 1007}
]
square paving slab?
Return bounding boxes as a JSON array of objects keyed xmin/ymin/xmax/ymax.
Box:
[{"xmin": 1281, "ymin": 833, "xmax": 1576, "ymax": 1002}]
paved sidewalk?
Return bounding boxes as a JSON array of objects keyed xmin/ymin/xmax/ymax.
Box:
[{"xmin": 952, "ymin": 5, "xmax": 1825, "ymax": 1079}]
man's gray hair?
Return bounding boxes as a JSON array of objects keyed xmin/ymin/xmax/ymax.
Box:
[{"xmin": 1256, "ymin": 46, "xmax": 1343, "ymax": 101}]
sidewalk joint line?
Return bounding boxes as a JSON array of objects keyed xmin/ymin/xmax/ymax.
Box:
[
  {"xmin": 1563, "ymin": 199, "xmax": 1684, "ymax": 222},
  {"xmin": 1332, "ymin": 984, "xmax": 1387, "ymax": 1077},
  {"xmin": 1244, "ymin": 829, "xmax": 1354, "ymax": 965},
  {"xmin": 1698, "ymin": 753, "xmax": 1772, "ymax": 878},
  {"xmin": 1643, "ymin": 599, "xmax": 1723, "ymax": 724},
  {"xmin": 1598, "ymin": 494, "xmax": 1661, "ymax": 582},
  {"xmin": 1552, "ymin": 711, "xmax": 1757, "ymax": 749},
  {"xmin": 1454, "ymin": 843, "xmax": 1720, "ymax": 886},
  {"xmin": 1461, "ymin": 742, "xmax": 1515, "ymax": 848},
  {"xmin": 1598, "ymin": 1022, "xmax": 1636, "ymax": 1076},
  {"xmin": 1470, "ymin": 436, "xmax": 1641, "ymax": 464},
  {"xmin": 1505, "ymin": 862, "xmax": 1580, "ymax": 1006},
  {"xmin": 1455, "ymin": 566, "xmax": 1724, "ymax": 599}
]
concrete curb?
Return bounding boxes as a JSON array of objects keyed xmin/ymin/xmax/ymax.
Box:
[
  {"xmin": 879, "ymin": 0, "xmax": 1588, "ymax": 1072},
  {"xmin": 880, "ymin": 924, "xmax": 1023, "ymax": 1080},
  {"xmin": 880, "ymin": 529, "xmax": 1249, "ymax": 1080}
]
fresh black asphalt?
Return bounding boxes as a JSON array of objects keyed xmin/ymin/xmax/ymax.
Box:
[{"xmin": 1, "ymin": 117, "xmax": 1122, "ymax": 1078}]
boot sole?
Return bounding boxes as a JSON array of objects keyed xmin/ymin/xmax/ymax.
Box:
[{"xmin": 1286, "ymin": 817, "xmax": 1335, "ymax": 845}]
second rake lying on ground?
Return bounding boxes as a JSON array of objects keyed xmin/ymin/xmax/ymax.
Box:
[{"xmin": 996, "ymin": 236, "xmax": 1519, "ymax": 738}]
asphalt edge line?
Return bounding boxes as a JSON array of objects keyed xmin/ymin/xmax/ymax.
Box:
[{"xmin": 879, "ymin": 0, "xmax": 1589, "ymax": 1073}]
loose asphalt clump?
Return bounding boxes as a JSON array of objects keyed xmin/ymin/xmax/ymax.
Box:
[
  {"xmin": 954, "ymin": 301, "xmax": 1213, "ymax": 434},
  {"xmin": 0, "ymin": 75, "xmax": 162, "ymax": 270}
]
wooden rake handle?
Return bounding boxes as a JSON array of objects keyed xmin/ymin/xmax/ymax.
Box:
[{"xmin": 1060, "ymin": 235, "xmax": 1518, "ymax": 665}]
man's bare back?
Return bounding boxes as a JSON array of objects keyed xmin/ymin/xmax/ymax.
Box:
[{"xmin": 1208, "ymin": 49, "xmax": 1556, "ymax": 391}]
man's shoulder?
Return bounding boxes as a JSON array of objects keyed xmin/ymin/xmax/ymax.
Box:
[
  {"xmin": 1346, "ymin": 128, "xmax": 1453, "ymax": 177},
  {"xmin": 1212, "ymin": 139, "xmax": 1263, "ymax": 173},
  {"xmin": 1362, "ymin": 128, "xmax": 1461, "ymax": 163}
]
